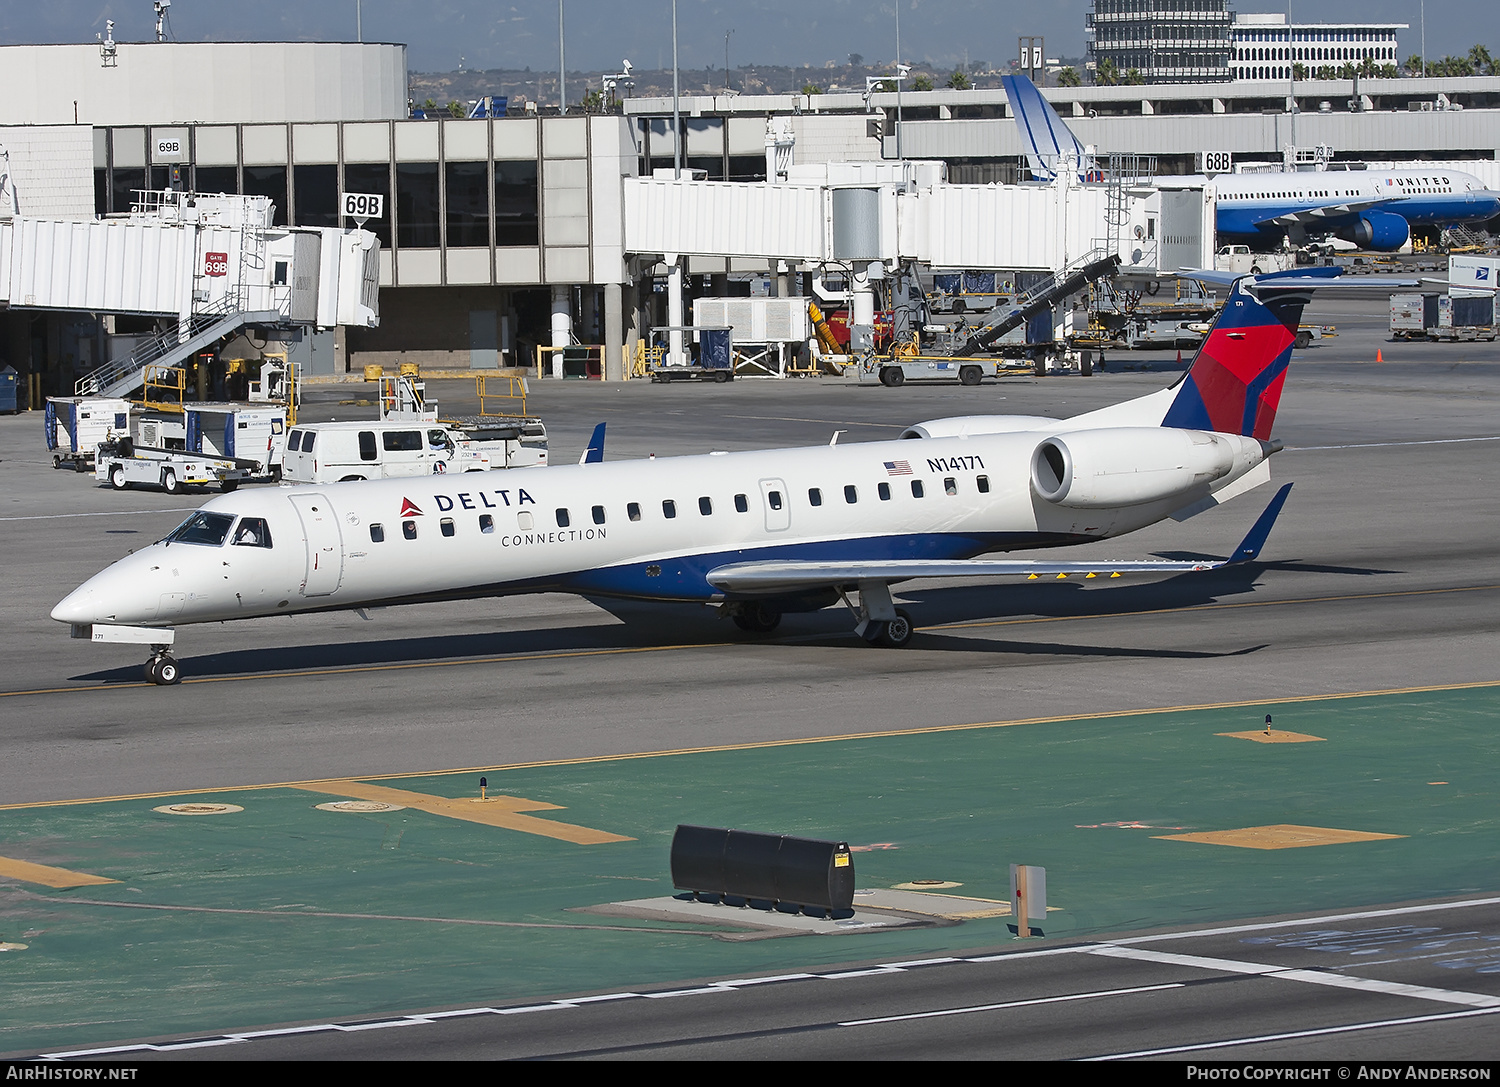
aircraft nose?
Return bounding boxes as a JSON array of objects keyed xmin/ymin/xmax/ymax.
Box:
[{"xmin": 51, "ymin": 586, "xmax": 97, "ymax": 625}]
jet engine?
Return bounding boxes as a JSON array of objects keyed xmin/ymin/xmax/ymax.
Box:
[
  {"xmin": 1031, "ymin": 427, "xmax": 1239, "ymax": 509},
  {"xmin": 1336, "ymin": 210, "xmax": 1410, "ymax": 252}
]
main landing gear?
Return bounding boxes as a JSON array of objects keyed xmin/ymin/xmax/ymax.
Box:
[
  {"xmin": 144, "ymin": 646, "xmax": 182, "ymax": 685},
  {"xmin": 730, "ymin": 601, "xmax": 782, "ymax": 634},
  {"xmin": 846, "ymin": 580, "xmax": 915, "ymax": 648}
]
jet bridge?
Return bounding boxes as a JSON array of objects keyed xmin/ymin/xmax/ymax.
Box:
[{"xmin": 0, "ymin": 191, "xmax": 380, "ymax": 398}]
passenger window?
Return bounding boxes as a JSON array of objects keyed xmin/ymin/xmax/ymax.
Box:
[
  {"xmin": 301, "ymin": 431, "xmax": 316, "ymax": 453},
  {"xmin": 808, "ymin": 488, "xmax": 822, "ymax": 507},
  {"xmin": 592, "ymin": 505, "xmax": 606, "ymax": 525},
  {"xmin": 734, "ymin": 494, "xmax": 748, "ymax": 513},
  {"xmin": 402, "ymin": 520, "xmax": 417, "ymax": 540},
  {"xmin": 844, "ymin": 485, "xmax": 858, "ymax": 504},
  {"xmin": 287, "ymin": 431, "xmax": 302, "ymax": 452},
  {"xmin": 945, "ymin": 477, "xmax": 957, "ymax": 496},
  {"xmin": 440, "ymin": 518, "xmax": 455, "ymax": 538},
  {"xmin": 358, "ymin": 431, "xmax": 376, "ymax": 461},
  {"xmin": 556, "ymin": 508, "xmax": 571, "ymax": 528},
  {"xmin": 699, "ymin": 496, "xmax": 713, "ymax": 516},
  {"xmin": 479, "ymin": 514, "xmax": 494, "ymax": 533},
  {"xmin": 384, "ymin": 431, "xmax": 422, "ymax": 452},
  {"xmin": 911, "ymin": 480, "xmax": 924, "ymax": 498},
  {"xmin": 518, "ymin": 511, "xmax": 533, "ymax": 530},
  {"xmin": 232, "ymin": 517, "xmax": 273, "ymax": 548},
  {"xmin": 663, "ymin": 499, "xmax": 677, "ymax": 519},
  {"xmin": 977, "ymin": 475, "xmax": 990, "ymax": 494},
  {"xmin": 768, "ymin": 490, "xmax": 783, "ymax": 510},
  {"xmin": 369, "ymin": 523, "xmax": 385, "ymax": 543},
  {"xmin": 627, "ymin": 502, "xmax": 641, "ymax": 522},
  {"xmin": 878, "ymin": 482, "xmax": 891, "ymax": 501}
]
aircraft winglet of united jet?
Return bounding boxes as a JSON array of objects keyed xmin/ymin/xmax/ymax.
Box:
[{"xmin": 54, "ymin": 269, "xmax": 1409, "ymax": 684}]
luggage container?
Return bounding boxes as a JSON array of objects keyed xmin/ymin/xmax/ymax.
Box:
[
  {"xmin": 44, "ymin": 396, "xmax": 132, "ymax": 471},
  {"xmin": 1432, "ymin": 293, "xmax": 1497, "ymax": 342},
  {"xmin": 1389, "ymin": 293, "xmax": 1439, "ymax": 340}
]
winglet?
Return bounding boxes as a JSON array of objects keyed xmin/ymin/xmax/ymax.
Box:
[
  {"xmin": 580, "ymin": 423, "xmax": 606, "ymax": 465},
  {"xmin": 1226, "ymin": 482, "xmax": 1293, "ymax": 564}
]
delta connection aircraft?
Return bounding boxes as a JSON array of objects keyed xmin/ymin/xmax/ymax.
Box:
[{"xmin": 53, "ymin": 269, "xmax": 1400, "ymax": 685}]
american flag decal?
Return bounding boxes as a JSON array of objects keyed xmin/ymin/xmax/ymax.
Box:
[{"xmin": 884, "ymin": 460, "xmax": 913, "ymax": 476}]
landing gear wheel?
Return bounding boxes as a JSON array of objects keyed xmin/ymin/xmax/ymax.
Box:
[
  {"xmin": 880, "ymin": 367, "xmax": 905, "ymax": 388},
  {"xmin": 959, "ymin": 365, "xmax": 982, "ymax": 386},
  {"xmin": 110, "ymin": 465, "xmax": 127, "ymax": 490},
  {"xmin": 145, "ymin": 654, "xmax": 181, "ymax": 686},
  {"xmin": 879, "ymin": 610, "xmax": 915, "ymax": 648},
  {"xmin": 162, "ymin": 469, "xmax": 180, "ymax": 495},
  {"xmin": 732, "ymin": 602, "xmax": 782, "ymax": 633}
]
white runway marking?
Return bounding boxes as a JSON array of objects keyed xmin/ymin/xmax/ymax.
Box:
[{"xmin": 1291, "ymin": 435, "xmax": 1500, "ymax": 451}]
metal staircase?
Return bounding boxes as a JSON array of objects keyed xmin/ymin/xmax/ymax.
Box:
[
  {"xmin": 953, "ymin": 250, "xmax": 1122, "ymax": 357},
  {"xmin": 74, "ymin": 297, "xmax": 281, "ymax": 398}
]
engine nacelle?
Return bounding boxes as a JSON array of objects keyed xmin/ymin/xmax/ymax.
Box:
[
  {"xmin": 1031, "ymin": 427, "xmax": 1240, "ymax": 509},
  {"xmin": 1336, "ymin": 211, "xmax": 1410, "ymax": 252},
  {"xmin": 900, "ymin": 415, "xmax": 1062, "ymax": 440}
]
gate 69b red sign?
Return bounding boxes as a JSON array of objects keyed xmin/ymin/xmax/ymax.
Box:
[{"xmin": 204, "ymin": 252, "xmax": 229, "ymax": 277}]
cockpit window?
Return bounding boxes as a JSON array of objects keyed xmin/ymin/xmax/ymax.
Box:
[
  {"xmin": 164, "ymin": 511, "xmax": 236, "ymax": 546},
  {"xmin": 232, "ymin": 517, "xmax": 273, "ymax": 549}
]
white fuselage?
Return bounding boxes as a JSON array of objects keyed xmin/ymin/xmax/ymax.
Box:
[{"xmin": 51, "ymin": 422, "xmax": 1271, "ymax": 630}]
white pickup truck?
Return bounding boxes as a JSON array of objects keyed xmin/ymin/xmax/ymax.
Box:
[{"xmin": 1214, "ymin": 245, "xmax": 1297, "ymax": 276}]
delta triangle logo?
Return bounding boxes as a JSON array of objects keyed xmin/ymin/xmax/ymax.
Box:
[{"xmin": 399, "ymin": 497, "xmax": 423, "ymax": 517}]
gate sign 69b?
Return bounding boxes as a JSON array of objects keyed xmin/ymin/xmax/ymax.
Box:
[
  {"xmin": 204, "ymin": 251, "xmax": 228, "ymax": 277},
  {"xmin": 341, "ymin": 192, "xmax": 385, "ymax": 220}
]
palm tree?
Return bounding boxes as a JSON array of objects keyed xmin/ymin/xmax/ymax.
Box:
[
  {"xmin": 1124, "ymin": 67, "xmax": 1145, "ymax": 85},
  {"xmin": 801, "ymin": 82, "xmax": 822, "ymax": 96},
  {"xmin": 1404, "ymin": 54, "xmax": 1424, "ymax": 76},
  {"xmin": 1379, "ymin": 63, "xmax": 1399, "ymax": 78},
  {"xmin": 1338, "ymin": 61, "xmax": 1357, "ymax": 80},
  {"xmin": 1057, "ymin": 67, "xmax": 1082, "ymax": 87},
  {"xmin": 1096, "ymin": 57, "xmax": 1119, "ymax": 86},
  {"xmin": 1358, "ymin": 54, "xmax": 1378, "ymax": 78},
  {"xmin": 946, "ymin": 70, "xmax": 971, "ymax": 90},
  {"xmin": 912, "ymin": 74, "xmax": 935, "ymax": 91},
  {"xmin": 1293, "ymin": 62, "xmax": 1308, "ymax": 80},
  {"xmin": 1469, "ymin": 45, "xmax": 1494, "ymax": 76}
]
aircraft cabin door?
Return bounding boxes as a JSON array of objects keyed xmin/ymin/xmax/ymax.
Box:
[
  {"xmin": 759, "ymin": 478, "xmax": 791, "ymax": 532},
  {"xmin": 287, "ymin": 492, "xmax": 345, "ymax": 597}
]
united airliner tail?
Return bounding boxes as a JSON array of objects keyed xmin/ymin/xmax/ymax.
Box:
[{"xmin": 1160, "ymin": 269, "xmax": 1333, "ymax": 440}]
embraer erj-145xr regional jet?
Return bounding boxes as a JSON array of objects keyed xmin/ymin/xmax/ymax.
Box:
[{"xmin": 54, "ymin": 269, "xmax": 1395, "ymax": 685}]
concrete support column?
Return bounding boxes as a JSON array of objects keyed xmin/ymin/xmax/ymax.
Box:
[
  {"xmin": 550, "ymin": 285, "xmax": 572, "ymax": 378},
  {"xmin": 667, "ymin": 259, "xmax": 685, "ymax": 366},
  {"xmin": 604, "ymin": 282, "xmax": 623, "ymax": 382}
]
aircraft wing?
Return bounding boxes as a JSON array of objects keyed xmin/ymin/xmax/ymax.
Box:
[
  {"xmin": 1180, "ymin": 268, "xmax": 1418, "ymax": 290},
  {"xmin": 1251, "ymin": 198, "xmax": 1395, "ymax": 228},
  {"xmin": 707, "ymin": 484, "xmax": 1291, "ymax": 595}
]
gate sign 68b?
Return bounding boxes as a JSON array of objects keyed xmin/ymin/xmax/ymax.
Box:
[
  {"xmin": 341, "ymin": 192, "xmax": 385, "ymax": 220},
  {"xmin": 1196, "ymin": 151, "xmax": 1233, "ymax": 175}
]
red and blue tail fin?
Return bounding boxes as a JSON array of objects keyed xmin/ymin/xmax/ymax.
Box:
[{"xmin": 1161, "ymin": 268, "xmax": 1333, "ymax": 439}]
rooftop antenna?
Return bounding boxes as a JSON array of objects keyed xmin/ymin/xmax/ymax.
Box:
[
  {"xmin": 97, "ymin": 20, "xmax": 118, "ymax": 67},
  {"xmin": 153, "ymin": 1, "xmax": 173, "ymax": 43}
]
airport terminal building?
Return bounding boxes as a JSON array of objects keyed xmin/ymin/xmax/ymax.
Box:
[{"xmin": 1, "ymin": 40, "xmax": 1498, "ymax": 394}]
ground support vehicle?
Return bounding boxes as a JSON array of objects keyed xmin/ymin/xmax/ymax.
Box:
[
  {"xmin": 95, "ymin": 438, "xmax": 256, "ymax": 494},
  {"xmin": 1215, "ymin": 245, "xmax": 1297, "ymax": 276},
  {"xmin": 282, "ymin": 418, "xmax": 546, "ymax": 484},
  {"xmin": 857, "ymin": 354, "xmax": 1029, "ymax": 387}
]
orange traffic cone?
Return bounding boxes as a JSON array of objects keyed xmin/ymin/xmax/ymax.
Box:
[{"xmin": 1377, "ymin": 349, "xmax": 1383, "ymax": 362}]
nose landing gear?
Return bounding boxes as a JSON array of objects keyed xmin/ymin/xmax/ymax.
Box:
[{"xmin": 144, "ymin": 647, "xmax": 182, "ymax": 685}]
